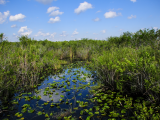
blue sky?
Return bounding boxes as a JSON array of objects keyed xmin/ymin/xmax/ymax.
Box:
[{"xmin": 0, "ymin": 0, "xmax": 160, "ymax": 42}]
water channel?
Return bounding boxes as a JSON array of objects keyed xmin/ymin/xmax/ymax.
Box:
[
  {"xmin": 0, "ymin": 60, "xmax": 138, "ymax": 120},
  {"xmin": 0, "ymin": 61, "xmax": 104, "ymax": 120}
]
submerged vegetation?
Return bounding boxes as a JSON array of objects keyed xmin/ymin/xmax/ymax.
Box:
[{"xmin": 0, "ymin": 28, "xmax": 160, "ymax": 119}]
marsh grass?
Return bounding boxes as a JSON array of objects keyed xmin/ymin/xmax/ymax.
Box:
[{"xmin": 1, "ymin": 28, "xmax": 160, "ymax": 120}]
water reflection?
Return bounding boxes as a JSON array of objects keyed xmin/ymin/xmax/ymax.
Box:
[
  {"xmin": 34, "ymin": 67, "xmax": 95, "ymax": 102},
  {"xmin": 34, "ymin": 89, "xmax": 66, "ymax": 102},
  {"xmin": 0, "ymin": 62, "xmax": 98, "ymax": 120}
]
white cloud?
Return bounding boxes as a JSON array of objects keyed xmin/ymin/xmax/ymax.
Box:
[
  {"xmin": 13, "ymin": 33, "xmax": 16, "ymax": 36},
  {"xmin": 35, "ymin": 31, "xmax": 56, "ymax": 38},
  {"xmin": 50, "ymin": 32, "xmax": 56, "ymax": 38},
  {"xmin": 18, "ymin": 26, "xmax": 32, "ymax": 36},
  {"xmin": 119, "ymin": 29, "xmax": 123, "ymax": 31},
  {"xmin": 11, "ymin": 24, "xmax": 16, "ymax": 28},
  {"xmin": 35, "ymin": 31, "xmax": 50, "ymax": 37},
  {"xmin": 74, "ymin": 1, "xmax": 93, "ymax": 14},
  {"xmin": 36, "ymin": 0, "xmax": 56, "ymax": 4},
  {"xmin": 20, "ymin": 31, "xmax": 32, "ymax": 36},
  {"xmin": 60, "ymin": 31, "xmax": 67, "ymax": 37},
  {"xmin": 18, "ymin": 26, "xmax": 27, "ymax": 33},
  {"xmin": 130, "ymin": 0, "xmax": 136, "ymax": 3},
  {"xmin": 94, "ymin": 17, "xmax": 100, "ymax": 21},
  {"xmin": 128, "ymin": 15, "xmax": 136, "ymax": 19},
  {"xmin": 96, "ymin": 10, "xmax": 101, "ymax": 13},
  {"xmin": 47, "ymin": 6, "xmax": 64, "ymax": 16},
  {"xmin": 49, "ymin": 10, "xmax": 63, "ymax": 16},
  {"xmin": 102, "ymin": 30, "xmax": 106, "ymax": 33},
  {"xmin": 9, "ymin": 13, "xmax": 26, "ymax": 21},
  {"xmin": 4, "ymin": 11, "xmax": 9, "ymax": 16},
  {"xmin": 104, "ymin": 11, "xmax": 121, "ymax": 18},
  {"xmin": 48, "ymin": 16, "xmax": 60, "ymax": 23},
  {"xmin": 47, "ymin": 6, "xmax": 59, "ymax": 13},
  {"xmin": 0, "ymin": 10, "xmax": 10, "ymax": 24},
  {"xmin": 72, "ymin": 29, "xmax": 79, "ymax": 35},
  {"xmin": 0, "ymin": 0, "xmax": 6, "ymax": 4}
]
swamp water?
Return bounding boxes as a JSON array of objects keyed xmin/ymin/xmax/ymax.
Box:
[
  {"xmin": 0, "ymin": 61, "xmax": 104, "ymax": 120},
  {"xmin": 1, "ymin": 61, "xmax": 152, "ymax": 120}
]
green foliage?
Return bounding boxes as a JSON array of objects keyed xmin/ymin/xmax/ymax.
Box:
[
  {"xmin": 1, "ymin": 28, "xmax": 160, "ymax": 119},
  {"xmin": 18, "ymin": 35, "xmax": 32, "ymax": 48}
]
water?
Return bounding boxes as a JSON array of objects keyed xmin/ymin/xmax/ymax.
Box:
[
  {"xmin": 1, "ymin": 61, "xmax": 146, "ymax": 120},
  {"xmin": 0, "ymin": 63, "xmax": 100, "ymax": 120}
]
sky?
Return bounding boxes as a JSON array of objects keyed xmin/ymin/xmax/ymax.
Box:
[{"xmin": 0, "ymin": 0, "xmax": 160, "ymax": 42}]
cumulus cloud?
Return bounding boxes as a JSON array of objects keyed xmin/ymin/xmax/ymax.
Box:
[
  {"xmin": 74, "ymin": 1, "xmax": 93, "ymax": 14},
  {"xmin": 47, "ymin": 6, "xmax": 59, "ymax": 13},
  {"xmin": 18, "ymin": 26, "xmax": 27, "ymax": 33},
  {"xmin": 9, "ymin": 13, "xmax": 26, "ymax": 21},
  {"xmin": 130, "ymin": 0, "xmax": 136, "ymax": 3},
  {"xmin": 101, "ymin": 30, "xmax": 106, "ymax": 33},
  {"xmin": 35, "ymin": 31, "xmax": 56, "ymax": 38},
  {"xmin": 96, "ymin": 10, "xmax": 101, "ymax": 13},
  {"xmin": 104, "ymin": 11, "xmax": 121, "ymax": 18},
  {"xmin": 49, "ymin": 10, "xmax": 63, "ymax": 16},
  {"xmin": 48, "ymin": 16, "xmax": 60, "ymax": 23},
  {"xmin": 18, "ymin": 26, "xmax": 32, "ymax": 36},
  {"xmin": 60, "ymin": 31, "xmax": 67, "ymax": 37},
  {"xmin": 36, "ymin": 0, "xmax": 56, "ymax": 4},
  {"xmin": 0, "ymin": 10, "xmax": 10, "ymax": 24},
  {"xmin": 94, "ymin": 17, "xmax": 100, "ymax": 21},
  {"xmin": 20, "ymin": 31, "xmax": 32, "ymax": 36},
  {"xmin": 35, "ymin": 31, "xmax": 50, "ymax": 37},
  {"xmin": 47, "ymin": 6, "xmax": 64, "ymax": 16},
  {"xmin": 13, "ymin": 33, "xmax": 16, "ymax": 36},
  {"xmin": 50, "ymin": 33, "xmax": 56, "ymax": 38},
  {"xmin": 72, "ymin": 29, "xmax": 79, "ymax": 35},
  {"xmin": 128, "ymin": 15, "xmax": 136, "ymax": 19},
  {"xmin": 11, "ymin": 24, "xmax": 17, "ymax": 28}
]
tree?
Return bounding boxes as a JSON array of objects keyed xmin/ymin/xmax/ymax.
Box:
[
  {"xmin": 18, "ymin": 35, "xmax": 32, "ymax": 48},
  {"xmin": 0, "ymin": 33, "xmax": 4, "ymax": 43}
]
